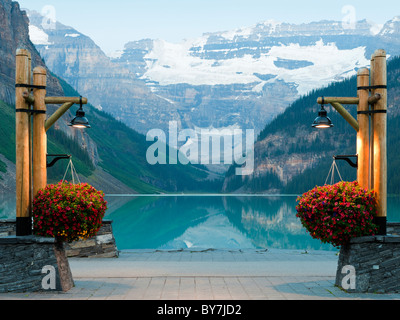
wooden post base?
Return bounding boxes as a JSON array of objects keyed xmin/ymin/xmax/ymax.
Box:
[
  {"xmin": 373, "ymin": 216, "xmax": 387, "ymax": 236},
  {"xmin": 16, "ymin": 217, "xmax": 32, "ymax": 236}
]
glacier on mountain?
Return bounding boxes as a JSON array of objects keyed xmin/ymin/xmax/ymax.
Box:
[
  {"xmin": 25, "ymin": 11, "xmax": 400, "ymax": 136},
  {"xmin": 142, "ymin": 38, "xmax": 369, "ymax": 95},
  {"xmin": 28, "ymin": 25, "xmax": 52, "ymax": 45}
]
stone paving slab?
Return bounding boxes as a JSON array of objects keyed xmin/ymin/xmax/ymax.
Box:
[
  {"xmin": 2, "ymin": 276, "xmax": 400, "ymax": 300},
  {"xmin": 1, "ymin": 249, "xmax": 400, "ymax": 300}
]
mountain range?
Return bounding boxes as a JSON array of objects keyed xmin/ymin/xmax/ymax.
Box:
[
  {"xmin": 0, "ymin": 0, "xmax": 219, "ymax": 196},
  {"xmin": 2, "ymin": 0, "xmax": 400, "ymax": 196},
  {"xmin": 27, "ymin": 11, "xmax": 400, "ymax": 139},
  {"xmin": 26, "ymin": 10, "xmax": 179, "ymax": 135},
  {"xmin": 223, "ymin": 55, "xmax": 400, "ymax": 194}
]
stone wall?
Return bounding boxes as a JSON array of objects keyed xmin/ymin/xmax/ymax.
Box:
[
  {"xmin": 0, "ymin": 236, "xmax": 74, "ymax": 293},
  {"xmin": 335, "ymin": 235, "xmax": 400, "ymax": 293},
  {"xmin": 64, "ymin": 220, "xmax": 119, "ymax": 258},
  {"xmin": 0, "ymin": 219, "xmax": 118, "ymax": 258},
  {"xmin": 0, "ymin": 219, "xmax": 16, "ymax": 237},
  {"xmin": 387, "ymin": 222, "xmax": 400, "ymax": 235}
]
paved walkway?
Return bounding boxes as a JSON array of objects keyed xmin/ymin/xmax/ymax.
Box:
[{"xmin": 1, "ymin": 248, "xmax": 400, "ymax": 300}]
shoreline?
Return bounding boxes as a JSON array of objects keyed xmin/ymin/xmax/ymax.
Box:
[{"xmin": 105, "ymin": 193, "xmax": 300, "ymax": 197}]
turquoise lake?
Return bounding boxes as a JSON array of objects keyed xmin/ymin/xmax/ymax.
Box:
[
  {"xmin": 2, "ymin": 194, "xmax": 400, "ymax": 251},
  {"xmin": 103, "ymin": 195, "xmax": 400, "ymax": 252}
]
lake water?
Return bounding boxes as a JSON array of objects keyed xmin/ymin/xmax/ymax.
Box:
[
  {"xmin": 2, "ymin": 194, "xmax": 400, "ymax": 251},
  {"xmin": 104, "ymin": 195, "xmax": 400, "ymax": 252}
]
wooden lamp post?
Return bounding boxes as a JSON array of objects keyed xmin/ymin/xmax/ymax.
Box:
[
  {"xmin": 314, "ymin": 49, "xmax": 387, "ymax": 235},
  {"xmin": 15, "ymin": 49, "xmax": 89, "ymax": 236}
]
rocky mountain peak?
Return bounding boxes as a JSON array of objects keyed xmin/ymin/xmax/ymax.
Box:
[
  {"xmin": 23, "ymin": 9, "xmax": 400, "ymax": 152},
  {"xmin": 0, "ymin": 0, "xmax": 63, "ymax": 104},
  {"xmin": 26, "ymin": 10, "xmax": 180, "ymax": 134},
  {"xmin": 379, "ymin": 16, "xmax": 400, "ymax": 39}
]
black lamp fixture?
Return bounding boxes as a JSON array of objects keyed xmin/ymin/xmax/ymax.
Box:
[
  {"xmin": 68, "ymin": 96, "xmax": 91, "ymax": 129},
  {"xmin": 312, "ymin": 97, "xmax": 333, "ymax": 129}
]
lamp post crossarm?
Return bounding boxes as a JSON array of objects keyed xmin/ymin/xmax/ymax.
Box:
[
  {"xmin": 23, "ymin": 93, "xmax": 88, "ymax": 106},
  {"xmin": 45, "ymin": 97, "xmax": 88, "ymax": 105},
  {"xmin": 317, "ymin": 94, "xmax": 381, "ymax": 105},
  {"xmin": 317, "ymin": 97, "xmax": 359, "ymax": 105}
]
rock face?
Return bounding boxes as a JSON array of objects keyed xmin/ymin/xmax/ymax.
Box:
[
  {"xmin": 0, "ymin": 155, "xmax": 16, "ymax": 195},
  {"xmin": 0, "ymin": 0, "xmax": 63, "ymax": 104},
  {"xmin": 0, "ymin": 1, "xmax": 219, "ymax": 196},
  {"xmin": 0, "ymin": 0, "xmax": 94, "ymax": 154},
  {"xmin": 0, "ymin": 1, "xmax": 136, "ymax": 194},
  {"xmin": 27, "ymin": 10, "xmax": 178, "ymax": 134}
]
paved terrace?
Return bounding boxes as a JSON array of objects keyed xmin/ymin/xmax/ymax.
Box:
[{"xmin": 1, "ymin": 248, "xmax": 400, "ymax": 300}]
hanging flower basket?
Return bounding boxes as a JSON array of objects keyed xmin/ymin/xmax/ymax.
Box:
[
  {"xmin": 296, "ymin": 181, "xmax": 378, "ymax": 248},
  {"xmin": 33, "ymin": 181, "xmax": 107, "ymax": 243}
]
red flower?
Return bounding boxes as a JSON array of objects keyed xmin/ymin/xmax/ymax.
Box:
[
  {"xmin": 32, "ymin": 182, "xmax": 107, "ymax": 243},
  {"xmin": 296, "ymin": 181, "xmax": 378, "ymax": 248}
]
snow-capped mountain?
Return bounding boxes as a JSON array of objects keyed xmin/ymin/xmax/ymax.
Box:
[
  {"xmin": 112, "ymin": 17, "xmax": 400, "ymax": 132},
  {"xmin": 120, "ymin": 19, "xmax": 382, "ymax": 94},
  {"xmin": 379, "ymin": 16, "xmax": 400, "ymax": 38},
  {"xmin": 135, "ymin": 38, "xmax": 368, "ymax": 95},
  {"xmin": 27, "ymin": 10, "xmax": 400, "ymax": 136}
]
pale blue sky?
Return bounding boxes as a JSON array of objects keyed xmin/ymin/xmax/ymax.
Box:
[{"xmin": 17, "ymin": 0, "xmax": 400, "ymax": 55}]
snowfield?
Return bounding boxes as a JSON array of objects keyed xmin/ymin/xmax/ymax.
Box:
[{"xmin": 142, "ymin": 38, "xmax": 370, "ymax": 95}]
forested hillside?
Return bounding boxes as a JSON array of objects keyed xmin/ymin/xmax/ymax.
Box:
[
  {"xmin": 0, "ymin": 93, "xmax": 223, "ymax": 194},
  {"xmin": 224, "ymin": 55, "xmax": 400, "ymax": 195},
  {"xmin": 0, "ymin": 0, "xmax": 223, "ymax": 194}
]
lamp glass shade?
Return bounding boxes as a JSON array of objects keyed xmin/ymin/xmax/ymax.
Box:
[
  {"xmin": 312, "ymin": 105, "xmax": 333, "ymax": 129},
  {"xmin": 68, "ymin": 108, "xmax": 91, "ymax": 129}
]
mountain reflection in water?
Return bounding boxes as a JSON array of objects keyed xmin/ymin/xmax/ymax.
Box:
[
  {"xmin": 105, "ymin": 195, "xmax": 334, "ymax": 251},
  {"xmin": 2, "ymin": 193, "xmax": 398, "ymax": 251}
]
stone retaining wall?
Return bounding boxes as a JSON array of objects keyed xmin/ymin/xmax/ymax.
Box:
[
  {"xmin": 64, "ymin": 220, "xmax": 119, "ymax": 258},
  {"xmin": 0, "ymin": 236, "xmax": 74, "ymax": 293},
  {"xmin": 335, "ymin": 235, "xmax": 400, "ymax": 293},
  {"xmin": 0, "ymin": 219, "xmax": 118, "ymax": 258},
  {"xmin": 0, "ymin": 219, "xmax": 16, "ymax": 237},
  {"xmin": 387, "ymin": 222, "xmax": 400, "ymax": 235}
]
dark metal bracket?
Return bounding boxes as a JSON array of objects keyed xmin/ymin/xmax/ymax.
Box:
[
  {"xmin": 357, "ymin": 110, "xmax": 387, "ymax": 115},
  {"xmin": 334, "ymin": 155, "xmax": 358, "ymax": 168},
  {"xmin": 15, "ymin": 84, "xmax": 47, "ymax": 90},
  {"xmin": 357, "ymin": 85, "xmax": 387, "ymax": 91},
  {"xmin": 16, "ymin": 108, "xmax": 46, "ymax": 114},
  {"xmin": 46, "ymin": 154, "xmax": 71, "ymax": 168}
]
